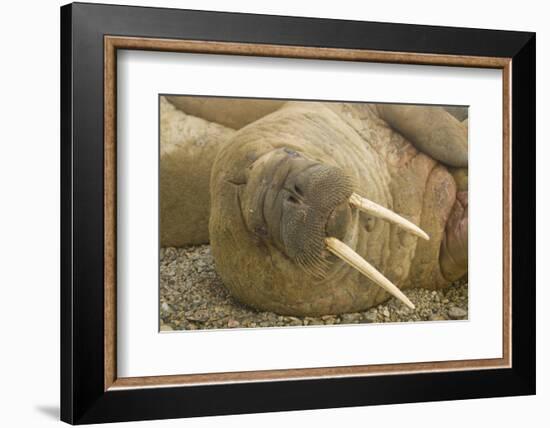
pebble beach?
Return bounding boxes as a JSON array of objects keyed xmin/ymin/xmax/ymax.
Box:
[{"xmin": 159, "ymin": 245, "xmax": 468, "ymax": 331}]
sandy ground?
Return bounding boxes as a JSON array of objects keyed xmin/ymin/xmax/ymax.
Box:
[{"xmin": 159, "ymin": 245, "xmax": 468, "ymax": 331}]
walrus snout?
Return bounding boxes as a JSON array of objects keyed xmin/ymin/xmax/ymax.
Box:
[
  {"xmin": 240, "ymin": 147, "xmax": 354, "ymax": 277},
  {"xmin": 326, "ymin": 202, "xmax": 352, "ymax": 239},
  {"xmin": 281, "ymin": 161, "xmax": 355, "ymax": 277}
]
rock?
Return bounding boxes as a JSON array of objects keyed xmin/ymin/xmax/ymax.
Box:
[
  {"xmin": 429, "ymin": 314, "xmax": 447, "ymax": 321},
  {"xmin": 382, "ymin": 308, "xmax": 390, "ymax": 318},
  {"xmin": 227, "ymin": 319, "xmax": 240, "ymax": 328},
  {"xmin": 448, "ymin": 307, "xmax": 468, "ymax": 320},
  {"xmin": 396, "ymin": 307, "xmax": 411, "ymax": 316},
  {"xmin": 161, "ymin": 302, "xmax": 173, "ymax": 314},
  {"xmin": 186, "ymin": 309, "xmax": 209, "ymax": 322},
  {"xmin": 161, "ymin": 248, "xmax": 178, "ymax": 264},
  {"xmin": 419, "ymin": 308, "xmax": 432, "ymax": 318},
  {"xmin": 341, "ymin": 313, "xmax": 361, "ymax": 323},
  {"xmin": 363, "ymin": 312, "xmax": 378, "ymax": 323}
]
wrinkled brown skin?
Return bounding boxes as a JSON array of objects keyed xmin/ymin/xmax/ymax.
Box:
[{"xmin": 208, "ymin": 101, "xmax": 468, "ymax": 316}]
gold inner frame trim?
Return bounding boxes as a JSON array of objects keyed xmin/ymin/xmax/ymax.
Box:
[{"xmin": 104, "ymin": 35, "xmax": 512, "ymax": 391}]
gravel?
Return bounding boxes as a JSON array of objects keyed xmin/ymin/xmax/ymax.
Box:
[{"xmin": 159, "ymin": 245, "xmax": 468, "ymax": 331}]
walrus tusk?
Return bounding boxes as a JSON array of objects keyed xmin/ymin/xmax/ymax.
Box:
[
  {"xmin": 349, "ymin": 193, "xmax": 430, "ymax": 241},
  {"xmin": 325, "ymin": 237, "xmax": 415, "ymax": 310}
]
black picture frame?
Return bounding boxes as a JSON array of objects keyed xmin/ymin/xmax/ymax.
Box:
[{"xmin": 61, "ymin": 2, "xmax": 535, "ymax": 424}]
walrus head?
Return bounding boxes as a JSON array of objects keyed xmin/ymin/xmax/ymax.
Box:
[
  {"xmin": 240, "ymin": 147, "xmax": 354, "ymax": 276},
  {"xmin": 237, "ymin": 146, "xmax": 429, "ymax": 309}
]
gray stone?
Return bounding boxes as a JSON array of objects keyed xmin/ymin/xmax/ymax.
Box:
[
  {"xmin": 448, "ymin": 307, "xmax": 468, "ymax": 320},
  {"xmin": 341, "ymin": 313, "xmax": 361, "ymax": 323},
  {"xmin": 363, "ymin": 313, "xmax": 378, "ymax": 323},
  {"xmin": 429, "ymin": 314, "xmax": 447, "ymax": 321},
  {"xmin": 161, "ymin": 302, "xmax": 173, "ymax": 314}
]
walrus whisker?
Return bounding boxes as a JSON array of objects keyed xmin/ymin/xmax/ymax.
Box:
[
  {"xmin": 296, "ymin": 244, "xmax": 330, "ymax": 279},
  {"xmin": 324, "ymin": 237, "xmax": 415, "ymax": 310},
  {"xmin": 349, "ymin": 193, "xmax": 430, "ymax": 241}
]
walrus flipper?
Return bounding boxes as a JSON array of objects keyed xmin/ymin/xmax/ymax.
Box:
[
  {"xmin": 376, "ymin": 104, "xmax": 468, "ymax": 168},
  {"xmin": 165, "ymin": 96, "xmax": 285, "ymax": 129},
  {"xmin": 160, "ymin": 97, "xmax": 236, "ymax": 247}
]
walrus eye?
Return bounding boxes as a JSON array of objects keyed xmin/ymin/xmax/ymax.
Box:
[
  {"xmin": 286, "ymin": 195, "xmax": 300, "ymax": 204},
  {"xmin": 283, "ymin": 147, "xmax": 300, "ymax": 157},
  {"xmin": 293, "ymin": 183, "xmax": 304, "ymax": 197}
]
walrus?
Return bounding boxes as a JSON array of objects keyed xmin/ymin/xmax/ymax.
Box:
[{"xmin": 160, "ymin": 97, "xmax": 468, "ymax": 316}]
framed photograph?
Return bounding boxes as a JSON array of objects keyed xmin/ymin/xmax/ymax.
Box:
[{"xmin": 60, "ymin": 2, "xmax": 535, "ymax": 424}]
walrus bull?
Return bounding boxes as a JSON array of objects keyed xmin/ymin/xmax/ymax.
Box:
[{"xmin": 161, "ymin": 97, "xmax": 468, "ymax": 316}]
